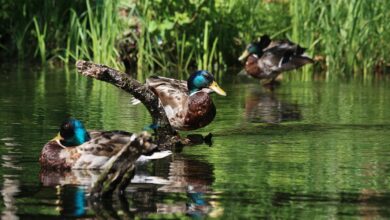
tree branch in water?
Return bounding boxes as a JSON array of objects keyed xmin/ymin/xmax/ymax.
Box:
[
  {"xmin": 90, "ymin": 132, "xmax": 154, "ymax": 198},
  {"xmin": 75, "ymin": 60, "xmax": 178, "ymax": 148},
  {"xmin": 75, "ymin": 60, "xmax": 210, "ymax": 198}
]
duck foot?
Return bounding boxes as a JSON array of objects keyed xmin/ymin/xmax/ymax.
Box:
[
  {"xmin": 185, "ymin": 133, "xmax": 213, "ymax": 146},
  {"xmin": 176, "ymin": 133, "xmax": 213, "ymax": 151}
]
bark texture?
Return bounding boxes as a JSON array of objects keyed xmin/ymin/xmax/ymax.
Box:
[
  {"xmin": 76, "ymin": 60, "xmax": 181, "ymax": 198},
  {"xmin": 76, "ymin": 60, "xmax": 178, "ymax": 148}
]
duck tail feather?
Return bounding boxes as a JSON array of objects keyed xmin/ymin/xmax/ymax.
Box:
[
  {"xmin": 131, "ymin": 97, "xmax": 141, "ymax": 105},
  {"xmin": 258, "ymin": 34, "xmax": 271, "ymax": 49},
  {"xmin": 280, "ymin": 56, "xmax": 314, "ymax": 71},
  {"xmin": 136, "ymin": 150, "xmax": 172, "ymax": 164},
  {"xmin": 295, "ymin": 45, "xmax": 307, "ymax": 55}
]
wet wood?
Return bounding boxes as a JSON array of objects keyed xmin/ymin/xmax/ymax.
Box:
[
  {"xmin": 76, "ymin": 60, "xmax": 178, "ymax": 149},
  {"xmin": 75, "ymin": 60, "xmax": 209, "ymax": 199},
  {"xmin": 76, "ymin": 60, "xmax": 182, "ymax": 198},
  {"xmin": 90, "ymin": 133, "xmax": 154, "ymax": 198}
]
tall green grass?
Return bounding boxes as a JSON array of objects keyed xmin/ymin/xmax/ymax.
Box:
[
  {"xmin": 33, "ymin": 17, "xmax": 47, "ymax": 64},
  {"xmin": 1, "ymin": 0, "xmax": 123, "ymax": 68},
  {"xmin": 290, "ymin": 0, "xmax": 390, "ymax": 79},
  {"xmin": 131, "ymin": 0, "xmax": 267, "ymax": 75},
  {"xmin": 57, "ymin": 0, "xmax": 124, "ymax": 69},
  {"xmin": 1, "ymin": 0, "xmax": 390, "ymax": 79}
]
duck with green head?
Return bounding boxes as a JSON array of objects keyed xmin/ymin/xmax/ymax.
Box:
[
  {"xmin": 40, "ymin": 118, "xmax": 169, "ymax": 170},
  {"xmin": 239, "ymin": 35, "xmax": 314, "ymax": 84},
  {"xmin": 134, "ymin": 70, "xmax": 226, "ymax": 131}
]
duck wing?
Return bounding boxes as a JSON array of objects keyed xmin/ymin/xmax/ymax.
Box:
[
  {"xmin": 261, "ymin": 44, "xmax": 313, "ymax": 73},
  {"xmin": 146, "ymin": 76, "xmax": 189, "ymax": 114},
  {"xmin": 147, "ymin": 76, "xmax": 188, "ymax": 94},
  {"xmin": 77, "ymin": 131, "xmax": 134, "ymax": 157}
]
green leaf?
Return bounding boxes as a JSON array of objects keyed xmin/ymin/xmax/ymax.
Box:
[
  {"xmin": 174, "ymin": 12, "xmax": 191, "ymax": 25},
  {"xmin": 159, "ymin": 19, "xmax": 174, "ymax": 31},
  {"xmin": 148, "ymin": 20, "xmax": 158, "ymax": 32}
]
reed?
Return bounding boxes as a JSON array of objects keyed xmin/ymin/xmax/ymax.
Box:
[
  {"xmin": 289, "ymin": 0, "xmax": 390, "ymax": 78},
  {"xmin": 1, "ymin": 0, "xmax": 389, "ymax": 79},
  {"xmin": 32, "ymin": 17, "xmax": 47, "ymax": 64}
]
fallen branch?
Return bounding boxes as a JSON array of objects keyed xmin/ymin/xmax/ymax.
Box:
[
  {"xmin": 75, "ymin": 61, "xmax": 209, "ymax": 199},
  {"xmin": 90, "ymin": 132, "xmax": 155, "ymax": 198},
  {"xmin": 76, "ymin": 60, "xmax": 183, "ymax": 199},
  {"xmin": 76, "ymin": 60, "xmax": 178, "ymax": 148}
]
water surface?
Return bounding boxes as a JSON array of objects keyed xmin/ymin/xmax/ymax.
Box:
[{"xmin": 0, "ymin": 64, "xmax": 390, "ymax": 219}]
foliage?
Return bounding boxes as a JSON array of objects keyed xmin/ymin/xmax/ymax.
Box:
[
  {"xmin": 289, "ymin": 0, "xmax": 390, "ymax": 79},
  {"xmin": 0, "ymin": 0, "xmax": 123, "ymax": 69},
  {"xmin": 0, "ymin": 0, "xmax": 390, "ymax": 77},
  {"xmin": 128, "ymin": 0, "xmax": 290, "ymax": 74}
]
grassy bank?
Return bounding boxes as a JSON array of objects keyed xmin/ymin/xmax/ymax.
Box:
[{"xmin": 0, "ymin": 0, "xmax": 389, "ymax": 78}]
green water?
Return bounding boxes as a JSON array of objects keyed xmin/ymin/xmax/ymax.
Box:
[{"xmin": 1, "ymin": 64, "xmax": 390, "ymax": 219}]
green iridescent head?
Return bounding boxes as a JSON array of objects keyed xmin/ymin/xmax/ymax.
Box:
[
  {"xmin": 187, "ymin": 70, "xmax": 226, "ymax": 96},
  {"xmin": 238, "ymin": 35, "xmax": 271, "ymax": 61},
  {"xmin": 53, "ymin": 118, "xmax": 90, "ymax": 147}
]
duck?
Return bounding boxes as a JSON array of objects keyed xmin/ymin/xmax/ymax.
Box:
[
  {"xmin": 39, "ymin": 118, "xmax": 171, "ymax": 170},
  {"xmin": 133, "ymin": 70, "xmax": 226, "ymax": 131},
  {"xmin": 238, "ymin": 35, "xmax": 314, "ymax": 84}
]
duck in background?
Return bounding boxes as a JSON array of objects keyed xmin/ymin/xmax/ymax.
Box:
[
  {"xmin": 238, "ymin": 35, "xmax": 314, "ymax": 85},
  {"xmin": 132, "ymin": 70, "xmax": 226, "ymax": 131},
  {"xmin": 39, "ymin": 118, "xmax": 171, "ymax": 170}
]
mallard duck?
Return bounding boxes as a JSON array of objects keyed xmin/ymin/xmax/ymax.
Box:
[
  {"xmin": 133, "ymin": 70, "xmax": 226, "ymax": 131},
  {"xmin": 39, "ymin": 118, "xmax": 170, "ymax": 170},
  {"xmin": 238, "ymin": 35, "xmax": 314, "ymax": 83}
]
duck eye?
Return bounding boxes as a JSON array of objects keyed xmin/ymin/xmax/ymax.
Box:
[
  {"xmin": 201, "ymin": 73, "xmax": 213, "ymax": 82},
  {"xmin": 61, "ymin": 123, "xmax": 70, "ymax": 130},
  {"xmin": 60, "ymin": 121, "xmax": 75, "ymax": 138}
]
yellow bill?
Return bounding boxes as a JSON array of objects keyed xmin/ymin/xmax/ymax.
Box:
[
  {"xmin": 52, "ymin": 132, "xmax": 64, "ymax": 141},
  {"xmin": 238, "ymin": 50, "xmax": 250, "ymax": 61},
  {"xmin": 209, "ymin": 81, "xmax": 227, "ymax": 96}
]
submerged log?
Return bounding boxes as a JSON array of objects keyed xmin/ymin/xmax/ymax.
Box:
[
  {"xmin": 90, "ymin": 132, "xmax": 156, "ymax": 198},
  {"xmin": 76, "ymin": 60, "xmax": 178, "ymax": 149},
  {"xmin": 75, "ymin": 60, "xmax": 209, "ymax": 199},
  {"xmin": 76, "ymin": 60, "xmax": 181, "ymax": 198}
]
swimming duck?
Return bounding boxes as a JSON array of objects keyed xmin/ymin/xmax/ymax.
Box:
[
  {"xmin": 39, "ymin": 118, "xmax": 170, "ymax": 170},
  {"xmin": 238, "ymin": 35, "xmax": 314, "ymax": 83},
  {"xmin": 134, "ymin": 70, "xmax": 226, "ymax": 131}
]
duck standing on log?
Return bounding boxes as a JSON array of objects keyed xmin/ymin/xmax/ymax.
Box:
[
  {"xmin": 238, "ymin": 35, "xmax": 314, "ymax": 85},
  {"xmin": 133, "ymin": 70, "xmax": 226, "ymax": 131}
]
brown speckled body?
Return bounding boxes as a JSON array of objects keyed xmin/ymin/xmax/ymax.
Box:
[
  {"xmin": 183, "ymin": 92, "xmax": 216, "ymax": 130},
  {"xmin": 146, "ymin": 76, "xmax": 218, "ymax": 130},
  {"xmin": 39, "ymin": 140, "xmax": 73, "ymax": 170},
  {"xmin": 39, "ymin": 131, "xmax": 142, "ymax": 170},
  {"xmin": 245, "ymin": 55, "xmax": 265, "ymax": 79},
  {"xmin": 243, "ymin": 36, "xmax": 314, "ymax": 81}
]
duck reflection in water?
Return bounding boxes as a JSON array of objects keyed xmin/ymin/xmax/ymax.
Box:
[
  {"xmin": 245, "ymin": 87, "xmax": 301, "ymax": 124},
  {"xmin": 39, "ymin": 155, "xmax": 222, "ymax": 218},
  {"xmin": 157, "ymin": 155, "xmax": 222, "ymax": 218}
]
